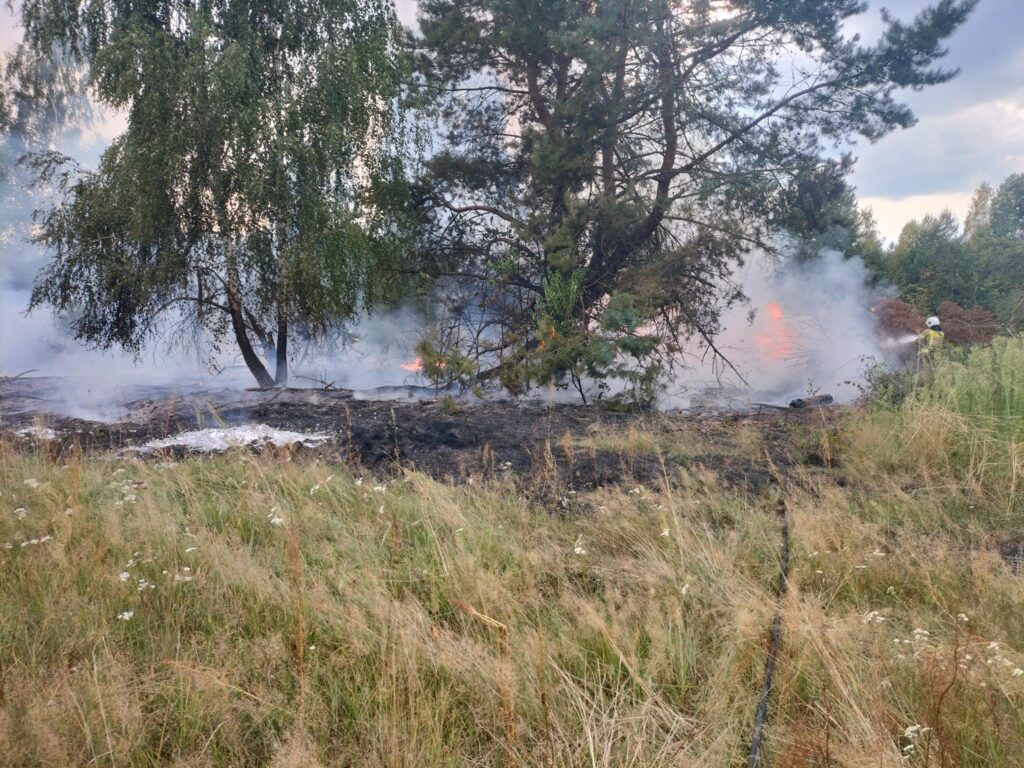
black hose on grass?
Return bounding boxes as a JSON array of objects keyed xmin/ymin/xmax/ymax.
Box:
[{"xmin": 747, "ymin": 496, "xmax": 790, "ymax": 768}]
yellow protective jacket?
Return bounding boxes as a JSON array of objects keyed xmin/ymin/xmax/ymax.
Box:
[{"xmin": 918, "ymin": 328, "xmax": 945, "ymax": 356}]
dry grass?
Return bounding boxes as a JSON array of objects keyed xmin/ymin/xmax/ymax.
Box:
[
  {"xmin": 572, "ymin": 417, "xmax": 764, "ymax": 463},
  {"xmin": 0, "ymin": 444, "xmax": 776, "ymax": 766},
  {"xmin": 2, "ymin": 379, "xmax": 1023, "ymax": 767}
]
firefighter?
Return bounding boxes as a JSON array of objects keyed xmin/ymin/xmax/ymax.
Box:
[{"xmin": 918, "ymin": 316, "xmax": 945, "ymax": 356}]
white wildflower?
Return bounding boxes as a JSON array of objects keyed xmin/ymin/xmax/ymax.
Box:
[
  {"xmin": 119, "ymin": 572, "xmax": 130, "ymax": 582},
  {"xmin": 24, "ymin": 478, "xmax": 40, "ymax": 488},
  {"xmin": 957, "ymin": 613, "xmax": 969, "ymax": 623},
  {"xmin": 886, "ymin": 586, "xmax": 897, "ymax": 596},
  {"xmin": 372, "ymin": 485, "xmax": 387, "ymax": 493},
  {"xmin": 174, "ymin": 573, "xmax": 194, "ymax": 583},
  {"xmin": 117, "ymin": 610, "xmax": 134, "ymax": 621},
  {"xmin": 660, "ymin": 528, "xmax": 670, "ymax": 537},
  {"xmin": 815, "ymin": 569, "xmax": 823, "ymax": 574},
  {"xmin": 988, "ymin": 642, "xmax": 1000, "ymax": 651},
  {"xmin": 572, "ymin": 535, "xmax": 586, "ymax": 556},
  {"xmin": 268, "ymin": 515, "xmax": 285, "ymax": 526},
  {"xmin": 355, "ymin": 477, "xmax": 364, "ymax": 486},
  {"xmin": 863, "ymin": 610, "xmax": 886, "ymax": 624},
  {"xmin": 870, "ymin": 549, "xmax": 886, "ymax": 558},
  {"xmin": 681, "ymin": 583, "xmax": 690, "ymax": 596},
  {"xmin": 14, "ymin": 508, "xmax": 27, "ymax": 520},
  {"xmin": 912, "ymin": 628, "xmax": 930, "ymax": 641}
]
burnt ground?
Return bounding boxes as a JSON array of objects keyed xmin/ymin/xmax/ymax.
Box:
[{"xmin": 0, "ymin": 376, "xmax": 843, "ymax": 495}]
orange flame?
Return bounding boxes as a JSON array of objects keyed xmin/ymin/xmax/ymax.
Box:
[
  {"xmin": 753, "ymin": 301, "xmax": 798, "ymax": 361},
  {"xmin": 400, "ymin": 356, "xmax": 446, "ymax": 373}
]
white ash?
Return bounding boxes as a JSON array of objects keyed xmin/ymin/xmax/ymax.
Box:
[
  {"xmin": 16, "ymin": 426, "xmax": 58, "ymax": 440},
  {"xmin": 132, "ymin": 424, "xmax": 329, "ymax": 453}
]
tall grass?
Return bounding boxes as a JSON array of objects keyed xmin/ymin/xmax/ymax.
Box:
[
  {"xmin": 846, "ymin": 337, "xmax": 1024, "ymax": 532},
  {"xmin": 3, "ymin": 362, "xmax": 1024, "ymax": 766},
  {"xmin": 1, "ymin": 446, "xmax": 780, "ymax": 766}
]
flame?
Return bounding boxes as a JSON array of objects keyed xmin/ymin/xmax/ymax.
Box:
[
  {"xmin": 753, "ymin": 301, "xmax": 798, "ymax": 361},
  {"xmin": 400, "ymin": 356, "xmax": 446, "ymax": 373}
]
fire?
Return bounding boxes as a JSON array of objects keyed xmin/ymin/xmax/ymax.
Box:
[
  {"xmin": 400, "ymin": 357, "xmax": 446, "ymax": 373},
  {"xmin": 753, "ymin": 301, "xmax": 798, "ymax": 361}
]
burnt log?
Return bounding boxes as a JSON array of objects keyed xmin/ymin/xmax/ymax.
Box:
[{"xmin": 789, "ymin": 394, "xmax": 834, "ymax": 409}]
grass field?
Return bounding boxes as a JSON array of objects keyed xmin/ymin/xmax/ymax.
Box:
[{"xmin": 2, "ymin": 341, "xmax": 1024, "ymax": 766}]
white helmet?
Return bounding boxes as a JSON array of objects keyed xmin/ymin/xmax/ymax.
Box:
[{"xmin": 926, "ymin": 316, "xmax": 940, "ymax": 329}]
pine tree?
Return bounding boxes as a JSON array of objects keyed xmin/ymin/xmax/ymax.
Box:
[{"xmin": 411, "ymin": 0, "xmax": 977, "ymax": 400}]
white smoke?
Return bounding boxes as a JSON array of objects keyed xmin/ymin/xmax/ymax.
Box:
[{"xmin": 664, "ymin": 249, "xmax": 886, "ymax": 408}]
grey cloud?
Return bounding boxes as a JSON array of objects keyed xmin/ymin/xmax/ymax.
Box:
[{"xmin": 850, "ymin": 0, "xmax": 1024, "ymax": 199}]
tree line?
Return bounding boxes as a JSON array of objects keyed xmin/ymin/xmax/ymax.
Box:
[
  {"xmin": 0, "ymin": 0, "xmax": 988, "ymax": 397},
  {"xmin": 861, "ymin": 174, "xmax": 1024, "ymax": 334}
]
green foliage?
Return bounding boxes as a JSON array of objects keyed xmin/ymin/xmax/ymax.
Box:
[
  {"xmin": 16, "ymin": 0, "xmax": 411, "ymax": 386},
  {"xmin": 414, "ymin": 332, "xmax": 482, "ymax": 395},
  {"xmin": 869, "ymin": 174, "xmax": 1024, "ymax": 328}
]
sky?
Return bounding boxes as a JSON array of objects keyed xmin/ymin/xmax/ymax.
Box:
[
  {"xmin": 2, "ymin": 0, "xmax": 1023, "ymax": 244},
  {"xmin": 843, "ymin": 0, "xmax": 1024, "ymax": 240}
]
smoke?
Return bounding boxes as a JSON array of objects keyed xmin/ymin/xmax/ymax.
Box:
[
  {"xmin": 291, "ymin": 306, "xmax": 439, "ymax": 392},
  {"xmin": 664, "ymin": 249, "xmax": 887, "ymax": 408}
]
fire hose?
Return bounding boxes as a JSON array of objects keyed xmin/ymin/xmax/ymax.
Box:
[{"xmin": 747, "ymin": 493, "xmax": 790, "ymax": 768}]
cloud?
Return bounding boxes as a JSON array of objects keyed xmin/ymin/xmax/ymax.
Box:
[
  {"xmin": 848, "ymin": 0, "xmax": 1024, "ymax": 233},
  {"xmin": 860, "ymin": 192, "xmax": 975, "ymax": 243},
  {"xmin": 853, "ymin": 94, "xmax": 1024, "ymax": 199}
]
